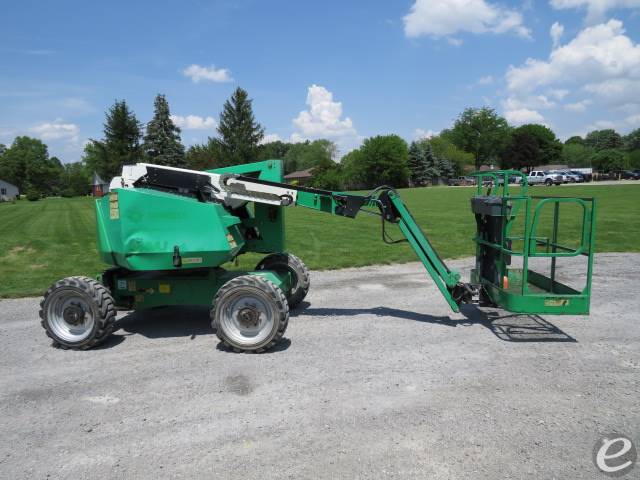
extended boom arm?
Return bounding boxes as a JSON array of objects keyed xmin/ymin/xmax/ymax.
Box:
[
  {"xmin": 228, "ymin": 174, "xmax": 472, "ymax": 311},
  {"xmin": 114, "ymin": 163, "xmax": 474, "ymax": 312}
]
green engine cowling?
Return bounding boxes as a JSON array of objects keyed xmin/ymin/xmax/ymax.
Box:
[
  {"xmin": 96, "ymin": 187, "xmax": 245, "ymax": 270},
  {"xmin": 95, "ymin": 160, "xmax": 286, "ymax": 271}
]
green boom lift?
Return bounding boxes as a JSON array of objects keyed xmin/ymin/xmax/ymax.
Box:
[{"xmin": 39, "ymin": 161, "xmax": 596, "ymax": 352}]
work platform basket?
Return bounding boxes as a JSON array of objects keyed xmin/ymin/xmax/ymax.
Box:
[{"xmin": 469, "ymin": 171, "xmax": 596, "ymax": 315}]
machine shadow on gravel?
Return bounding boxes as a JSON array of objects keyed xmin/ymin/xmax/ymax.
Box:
[
  {"xmin": 101, "ymin": 306, "xmax": 292, "ymax": 352},
  {"xmin": 98, "ymin": 302, "xmax": 574, "ymax": 349},
  {"xmin": 292, "ymin": 303, "xmax": 576, "ymax": 343},
  {"xmin": 115, "ymin": 305, "xmax": 213, "ymax": 340}
]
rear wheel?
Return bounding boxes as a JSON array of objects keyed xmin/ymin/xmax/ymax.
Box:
[
  {"xmin": 211, "ymin": 275, "xmax": 289, "ymax": 352},
  {"xmin": 545, "ymin": 179, "xmax": 553, "ymax": 186},
  {"xmin": 39, "ymin": 276, "xmax": 116, "ymax": 350},
  {"xmin": 255, "ymin": 253, "xmax": 310, "ymax": 308}
]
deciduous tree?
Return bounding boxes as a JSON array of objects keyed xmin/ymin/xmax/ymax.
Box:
[
  {"xmin": 450, "ymin": 107, "xmax": 510, "ymax": 169},
  {"xmin": 428, "ymin": 136, "xmax": 474, "ymax": 176},
  {"xmin": 565, "ymin": 136, "xmax": 585, "ymax": 146},
  {"xmin": 500, "ymin": 131, "xmax": 539, "ymax": 171},
  {"xmin": 0, "ymin": 136, "xmax": 63, "ymax": 199},
  {"xmin": 561, "ymin": 143, "xmax": 595, "ymax": 168},
  {"xmin": 591, "ymin": 149, "xmax": 626, "ymax": 173},
  {"xmin": 352, "ymin": 135, "xmax": 409, "ymax": 188},
  {"xmin": 282, "ymin": 140, "xmax": 336, "ymax": 174},
  {"xmin": 623, "ymin": 128, "xmax": 640, "ymax": 151},
  {"xmin": 585, "ymin": 129, "xmax": 623, "ymax": 151},
  {"xmin": 61, "ymin": 162, "xmax": 91, "ymax": 197},
  {"xmin": 513, "ymin": 124, "xmax": 562, "ymax": 167}
]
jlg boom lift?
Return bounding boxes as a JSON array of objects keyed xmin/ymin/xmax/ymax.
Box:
[{"xmin": 39, "ymin": 160, "xmax": 596, "ymax": 352}]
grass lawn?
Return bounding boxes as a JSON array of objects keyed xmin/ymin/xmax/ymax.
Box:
[{"xmin": 1, "ymin": 183, "xmax": 639, "ymax": 298}]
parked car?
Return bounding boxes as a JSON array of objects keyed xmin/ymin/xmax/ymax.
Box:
[
  {"xmin": 549, "ymin": 170, "xmax": 570, "ymax": 183},
  {"xmin": 621, "ymin": 170, "xmax": 640, "ymax": 180},
  {"xmin": 527, "ymin": 170, "xmax": 563, "ymax": 186},
  {"xmin": 448, "ymin": 176, "xmax": 476, "ymax": 186},
  {"xmin": 567, "ymin": 170, "xmax": 586, "ymax": 182},
  {"xmin": 570, "ymin": 170, "xmax": 591, "ymax": 182},
  {"xmin": 558, "ymin": 170, "xmax": 584, "ymax": 183},
  {"xmin": 508, "ymin": 175, "xmax": 523, "ymax": 184}
]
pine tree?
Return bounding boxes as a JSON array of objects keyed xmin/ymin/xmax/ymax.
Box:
[
  {"xmin": 422, "ymin": 142, "xmax": 440, "ymax": 183},
  {"xmin": 408, "ymin": 141, "xmax": 429, "ymax": 186},
  {"xmin": 84, "ymin": 100, "xmax": 142, "ymax": 180},
  {"xmin": 104, "ymin": 100, "xmax": 142, "ymax": 176},
  {"xmin": 143, "ymin": 94, "xmax": 185, "ymax": 167},
  {"xmin": 437, "ymin": 155, "xmax": 454, "ymax": 180},
  {"xmin": 215, "ymin": 87, "xmax": 264, "ymax": 165}
]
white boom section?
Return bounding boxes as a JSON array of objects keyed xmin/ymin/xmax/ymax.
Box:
[{"xmin": 110, "ymin": 163, "xmax": 298, "ymax": 208}]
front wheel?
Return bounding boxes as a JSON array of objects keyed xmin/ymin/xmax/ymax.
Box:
[
  {"xmin": 545, "ymin": 179, "xmax": 553, "ymax": 186},
  {"xmin": 39, "ymin": 276, "xmax": 116, "ymax": 349},
  {"xmin": 255, "ymin": 253, "xmax": 310, "ymax": 308},
  {"xmin": 211, "ymin": 275, "xmax": 289, "ymax": 352}
]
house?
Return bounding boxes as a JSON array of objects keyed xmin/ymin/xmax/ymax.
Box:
[
  {"xmin": 0, "ymin": 179, "xmax": 19, "ymax": 201},
  {"xmin": 92, "ymin": 172, "xmax": 110, "ymax": 197},
  {"xmin": 284, "ymin": 168, "xmax": 314, "ymax": 186},
  {"xmin": 463, "ymin": 164, "xmax": 496, "ymax": 174},
  {"xmin": 535, "ymin": 164, "xmax": 569, "ymax": 171}
]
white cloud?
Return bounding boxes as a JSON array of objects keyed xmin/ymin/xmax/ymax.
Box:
[
  {"xmin": 588, "ymin": 119, "xmax": 617, "ymax": 129},
  {"xmin": 29, "ymin": 120, "xmax": 79, "ymax": 142},
  {"xmin": 504, "ymin": 108, "xmax": 545, "ymax": 125},
  {"xmin": 626, "ymin": 113, "xmax": 640, "ymax": 125},
  {"xmin": 501, "ymin": 19, "xmax": 640, "ymax": 135},
  {"xmin": 506, "ymin": 19, "xmax": 640, "ymax": 107},
  {"xmin": 503, "ymin": 95, "xmax": 555, "ymax": 112},
  {"xmin": 564, "ymin": 99, "xmax": 592, "ymax": 112},
  {"xmin": 414, "ymin": 128, "xmax": 439, "ymax": 139},
  {"xmin": 550, "ymin": 0, "xmax": 640, "ymax": 23},
  {"xmin": 447, "ymin": 37, "xmax": 464, "ymax": 46},
  {"xmin": 550, "ymin": 21, "xmax": 564, "ymax": 48},
  {"xmin": 260, "ymin": 133, "xmax": 283, "ymax": 144},
  {"xmin": 170, "ymin": 114, "xmax": 217, "ymax": 130},
  {"xmin": 477, "ymin": 75, "xmax": 494, "ymax": 85},
  {"xmin": 182, "ymin": 64, "xmax": 233, "ymax": 83},
  {"xmin": 547, "ymin": 88, "xmax": 570, "ymax": 100},
  {"xmin": 291, "ymin": 85, "xmax": 357, "ymax": 142},
  {"xmin": 403, "ymin": 0, "xmax": 531, "ymax": 39},
  {"xmin": 582, "ymin": 77, "xmax": 640, "ymax": 105}
]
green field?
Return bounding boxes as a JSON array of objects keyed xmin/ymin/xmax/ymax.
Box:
[{"xmin": 1, "ymin": 184, "xmax": 639, "ymax": 298}]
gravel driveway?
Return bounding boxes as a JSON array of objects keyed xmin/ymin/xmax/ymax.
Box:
[{"xmin": 1, "ymin": 253, "xmax": 638, "ymax": 479}]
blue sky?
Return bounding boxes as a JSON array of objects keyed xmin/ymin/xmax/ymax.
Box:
[{"xmin": 1, "ymin": 0, "xmax": 640, "ymax": 162}]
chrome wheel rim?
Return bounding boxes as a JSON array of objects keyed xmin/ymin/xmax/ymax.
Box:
[
  {"xmin": 219, "ymin": 289, "xmax": 275, "ymax": 347},
  {"xmin": 47, "ymin": 288, "xmax": 95, "ymax": 343}
]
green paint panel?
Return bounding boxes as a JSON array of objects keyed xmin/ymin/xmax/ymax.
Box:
[
  {"xmin": 210, "ymin": 160, "xmax": 285, "ymax": 253},
  {"xmin": 96, "ymin": 188, "xmax": 243, "ymax": 271},
  {"xmin": 107, "ymin": 268, "xmax": 291, "ymax": 309}
]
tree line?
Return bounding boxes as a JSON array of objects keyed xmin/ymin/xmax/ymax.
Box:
[{"xmin": 2, "ymin": 90, "xmax": 640, "ymax": 199}]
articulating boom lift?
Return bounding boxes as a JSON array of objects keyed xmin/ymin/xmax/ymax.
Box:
[{"xmin": 39, "ymin": 160, "xmax": 596, "ymax": 352}]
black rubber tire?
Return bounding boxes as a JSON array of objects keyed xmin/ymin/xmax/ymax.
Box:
[
  {"xmin": 545, "ymin": 179, "xmax": 553, "ymax": 186},
  {"xmin": 211, "ymin": 275, "xmax": 289, "ymax": 353},
  {"xmin": 39, "ymin": 276, "xmax": 116, "ymax": 350},
  {"xmin": 255, "ymin": 253, "xmax": 310, "ymax": 308}
]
